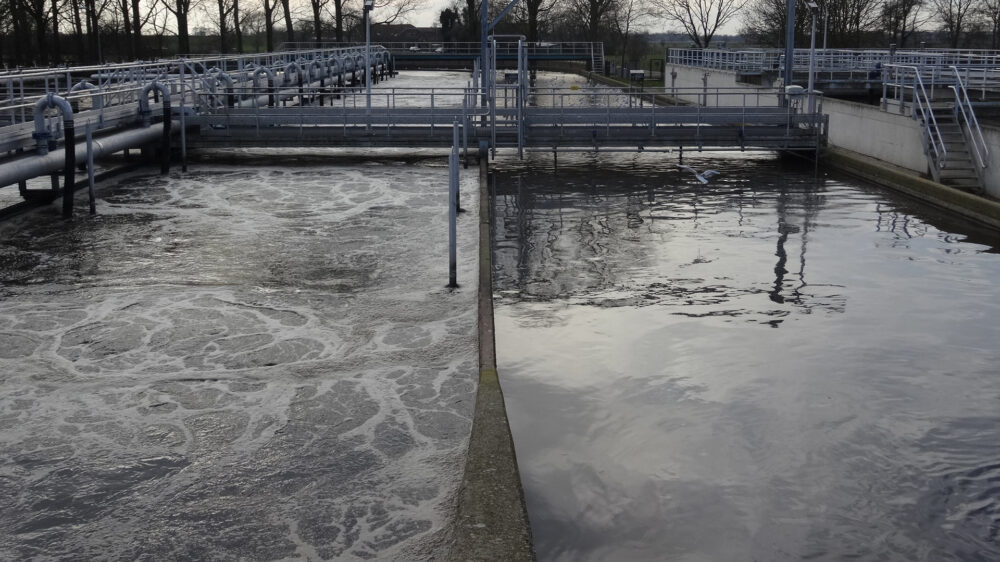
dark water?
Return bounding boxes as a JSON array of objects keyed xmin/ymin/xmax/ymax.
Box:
[{"xmin": 492, "ymin": 151, "xmax": 1000, "ymax": 561}]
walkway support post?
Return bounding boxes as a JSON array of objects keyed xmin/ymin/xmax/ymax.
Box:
[
  {"xmin": 364, "ymin": 0, "xmax": 374, "ymax": 129},
  {"xmin": 449, "ymin": 120, "xmax": 460, "ymax": 288},
  {"xmin": 86, "ymin": 122, "xmax": 96, "ymax": 214}
]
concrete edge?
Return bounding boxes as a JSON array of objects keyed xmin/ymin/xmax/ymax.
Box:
[
  {"xmin": 823, "ymin": 146, "xmax": 1000, "ymax": 231},
  {"xmin": 447, "ymin": 157, "xmax": 535, "ymax": 561},
  {"xmin": 582, "ymin": 72, "xmax": 688, "ymax": 106}
]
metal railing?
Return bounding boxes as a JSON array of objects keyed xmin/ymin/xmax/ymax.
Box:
[
  {"xmin": 950, "ymin": 66, "xmax": 989, "ymax": 173},
  {"xmin": 280, "ymin": 41, "xmax": 600, "ymax": 58},
  {"xmin": 883, "ymin": 64, "xmax": 947, "ymax": 170},
  {"xmin": 0, "ymin": 46, "xmax": 393, "ymax": 151},
  {"xmin": 669, "ymin": 48, "xmax": 1000, "ymax": 77}
]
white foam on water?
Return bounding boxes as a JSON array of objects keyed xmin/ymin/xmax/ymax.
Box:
[{"xmin": 0, "ymin": 135, "xmax": 480, "ymax": 560}]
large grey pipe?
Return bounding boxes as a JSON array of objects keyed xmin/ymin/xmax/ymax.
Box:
[{"xmin": 0, "ymin": 122, "xmax": 171, "ymax": 191}]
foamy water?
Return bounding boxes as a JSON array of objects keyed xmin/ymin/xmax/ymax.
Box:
[{"xmin": 0, "ymin": 132, "xmax": 479, "ymax": 559}]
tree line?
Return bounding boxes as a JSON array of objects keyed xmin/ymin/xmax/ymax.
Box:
[
  {"xmin": 2, "ymin": 0, "xmax": 999, "ymax": 67},
  {"xmin": 0, "ymin": 0, "xmax": 421, "ymax": 65}
]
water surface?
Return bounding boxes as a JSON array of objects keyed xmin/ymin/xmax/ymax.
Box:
[
  {"xmin": 493, "ymin": 151, "xmax": 1000, "ymax": 561},
  {"xmin": 0, "ymin": 151, "xmax": 479, "ymax": 560}
]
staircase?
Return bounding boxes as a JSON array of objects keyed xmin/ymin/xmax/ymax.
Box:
[
  {"xmin": 884, "ymin": 64, "xmax": 988, "ymax": 194},
  {"xmin": 591, "ymin": 44, "xmax": 605, "ymax": 75},
  {"xmin": 932, "ymin": 110, "xmax": 983, "ymax": 193}
]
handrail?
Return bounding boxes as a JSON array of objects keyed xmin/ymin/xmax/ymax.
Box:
[
  {"xmin": 885, "ymin": 64, "xmax": 947, "ymax": 169},
  {"xmin": 949, "ymin": 65, "xmax": 989, "ymax": 171}
]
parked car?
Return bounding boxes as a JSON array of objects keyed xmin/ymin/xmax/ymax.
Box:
[{"xmin": 409, "ymin": 45, "xmax": 420, "ymax": 52}]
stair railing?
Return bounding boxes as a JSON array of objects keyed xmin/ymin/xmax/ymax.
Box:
[
  {"xmin": 884, "ymin": 64, "xmax": 947, "ymax": 171},
  {"xmin": 949, "ymin": 65, "xmax": 989, "ymax": 172}
]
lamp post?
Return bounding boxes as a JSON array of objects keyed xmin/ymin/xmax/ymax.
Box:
[
  {"xmin": 364, "ymin": 0, "xmax": 373, "ymax": 116},
  {"xmin": 806, "ymin": 0, "xmax": 819, "ymax": 113},
  {"xmin": 783, "ymin": 0, "xmax": 795, "ymax": 93}
]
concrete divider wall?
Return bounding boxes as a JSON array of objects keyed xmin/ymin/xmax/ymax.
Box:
[
  {"xmin": 667, "ymin": 65, "xmax": 773, "ymax": 107},
  {"xmin": 979, "ymin": 126, "xmax": 1000, "ymax": 197},
  {"xmin": 822, "ymin": 98, "xmax": 928, "ymax": 173}
]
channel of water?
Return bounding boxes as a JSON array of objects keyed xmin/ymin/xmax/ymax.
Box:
[{"xmin": 492, "ymin": 150, "xmax": 1000, "ymax": 561}]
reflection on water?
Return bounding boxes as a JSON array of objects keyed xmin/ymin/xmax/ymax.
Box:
[{"xmin": 492, "ymin": 151, "xmax": 1000, "ymax": 561}]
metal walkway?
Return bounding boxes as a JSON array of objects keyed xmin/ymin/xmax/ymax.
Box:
[
  {"xmin": 0, "ymin": 41, "xmax": 826, "ymax": 216},
  {"xmin": 282, "ymin": 41, "xmax": 603, "ymax": 65}
]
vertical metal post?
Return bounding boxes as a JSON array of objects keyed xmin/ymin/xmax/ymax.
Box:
[
  {"xmin": 784, "ymin": 0, "xmax": 797, "ymax": 90},
  {"xmin": 480, "ymin": 0, "xmax": 488, "ymax": 107},
  {"xmin": 86, "ymin": 122, "xmax": 96, "ymax": 214},
  {"xmin": 365, "ymin": 0, "xmax": 372, "ymax": 116},
  {"xmin": 180, "ymin": 64, "xmax": 188, "ymax": 172},
  {"xmin": 808, "ymin": 8, "xmax": 817, "ymax": 114},
  {"xmin": 448, "ymin": 120, "xmax": 459, "ymax": 288},
  {"xmin": 62, "ymin": 121, "xmax": 76, "ymax": 219}
]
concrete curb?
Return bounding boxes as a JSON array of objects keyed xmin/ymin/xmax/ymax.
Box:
[
  {"xmin": 448, "ymin": 157, "xmax": 535, "ymax": 561},
  {"xmin": 823, "ymin": 146, "xmax": 1000, "ymax": 231}
]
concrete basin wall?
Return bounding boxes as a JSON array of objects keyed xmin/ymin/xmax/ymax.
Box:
[
  {"xmin": 979, "ymin": 125, "xmax": 1000, "ymax": 197},
  {"xmin": 667, "ymin": 65, "xmax": 929, "ymax": 177},
  {"xmin": 823, "ymin": 98, "xmax": 928, "ymax": 173}
]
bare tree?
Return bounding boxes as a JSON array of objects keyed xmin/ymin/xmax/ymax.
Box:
[
  {"xmin": 928, "ymin": 0, "xmax": 977, "ymax": 47},
  {"xmin": 369, "ymin": 0, "xmax": 424, "ymax": 24},
  {"xmin": 982, "ymin": 0, "xmax": 1000, "ymax": 47},
  {"xmin": 161, "ymin": 0, "xmax": 199, "ymax": 54},
  {"xmin": 258, "ymin": 0, "xmax": 277, "ymax": 49},
  {"xmin": 657, "ymin": 0, "xmax": 743, "ymax": 47},
  {"xmin": 209, "ymin": 0, "xmax": 235, "ymax": 51},
  {"xmin": 510, "ymin": 0, "xmax": 555, "ymax": 42},
  {"xmin": 279, "ymin": 0, "xmax": 292, "ymax": 43},
  {"xmin": 612, "ymin": 0, "xmax": 654, "ymax": 65},
  {"xmin": 52, "ymin": 0, "xmax": 62, "ymax": 61},
  {"xmin": 325, "ymin": 0, "xmax": 423, "ymax": 42},
  {"xmin": 881, "ymin": 0, "xmax": 926, "ymax": 47},
  {"xmin": 240, "ymin": 6, "xmax": 264, "ymax": 49},
  {"xmin": 566, "ymin": 0, "xmax": 616, "ymax": 40},
  {"xmin": 24, "ymin": 0, "xmax": 51, "ymax": 63},
  {"xmin": 309, "ymin": 0, "xmax": 328, "ymax": 43}
]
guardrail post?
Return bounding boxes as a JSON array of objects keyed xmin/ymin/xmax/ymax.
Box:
[
  {"xmin": 448, "ymin": 119, "xmax": 460, "ymax": 288},
  {"xmin": 62, "ymin": 118, "xmax": 76, "ymax": 219},
  {"xmin": 86, "ymin": 122, "xmax": 96, "ymax": 214}
]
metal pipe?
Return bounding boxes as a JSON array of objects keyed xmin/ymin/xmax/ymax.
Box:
[
  {"xmin": 0, "ymin": 122, "xmax": 171, "ymax": 189},
  {"xmin": 69, "ymin": 80, "xmax": 103, "ymax": 112},
  {"xmin": 253, "ymin": 66, "xmax": 278, "ymax": 107},
  {"xmin": 33, "ymin": 93, "xmax": 74, "ymax": 155},
  {"xmin": 86, "ymin": 122, "xmax": 95, "ymax": 214}
]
